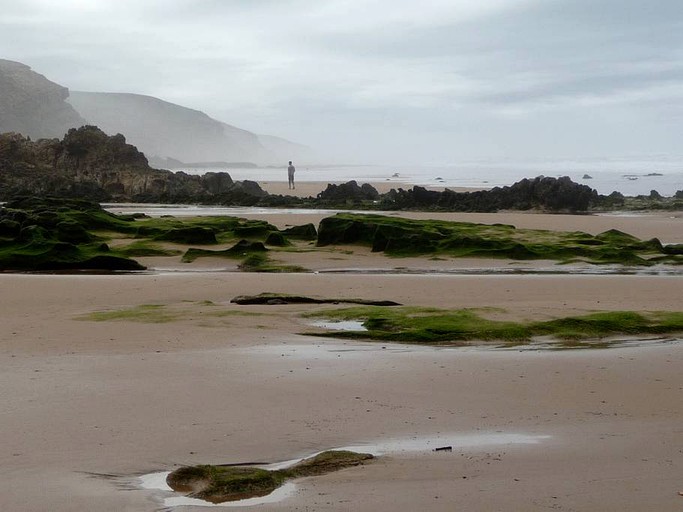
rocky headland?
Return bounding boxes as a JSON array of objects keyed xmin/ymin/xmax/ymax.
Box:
[{"xmin": 0, "ymin": 126, "xmax": 264, "ymax": 203}]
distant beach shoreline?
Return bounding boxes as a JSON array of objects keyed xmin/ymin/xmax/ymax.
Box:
[{"xmin": 176, "ymin": 162, "xmax": 683, "ymax": 197}]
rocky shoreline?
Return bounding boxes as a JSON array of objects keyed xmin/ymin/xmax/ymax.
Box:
[{"xmin": 2, "ymin": 126, "xmax": 682, "ymax": 213}]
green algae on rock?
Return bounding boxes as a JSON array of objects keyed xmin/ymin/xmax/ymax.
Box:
[
  {"xmin": 166, "ymin": 450, "xmax": 373, "ymax": 504},
  {"xmin": 304, "ymin": 307, "xmax": 683, "ymax": 346},
  {"xmin": 316, "ymin": 213, "xmax": 682, "ymax": 265},
  {"xmin": 0, "ymin": 196, "xmax": 291, "ymax": 271},
  {"xmin": 0, "ymin": 196, "xmax": 145, "ymax": 271}
]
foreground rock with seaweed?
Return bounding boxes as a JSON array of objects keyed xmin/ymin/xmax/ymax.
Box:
[
  {"xmin": 0, "ymin": 196, "xmax": 144, "ymax": 271},
  {"xmin": 316, "ymin": 213, "xmax": 682, "ymax": 265},
  {"xmin": 0, "ymin": 196, "xmax": 310, "ymax": 271},
  {"xmin": 303, "ymin": 307, "xmax": 683, "ymax": 347},
  {"xmin": 166, "ymin": 450, "xmax": 373, "ymax": 503},
  {"xmin": 1, "ymin": 198, "xmax": 681, "ymax": 271}
]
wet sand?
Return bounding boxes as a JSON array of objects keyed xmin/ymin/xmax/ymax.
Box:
[{"xmin": 1, "ymin": 207, "xmax": 682, "ymax": 511}]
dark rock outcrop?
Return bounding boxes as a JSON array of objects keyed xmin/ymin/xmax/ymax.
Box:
[
  {"xmin": 379, "ymin": 176, "xmax": 598, "ymax": 212},
  {"xmin": 281, "ymin": 223, "xmax": 318, "ymax": 240},
  {"xmin": 0, "ymin": 126, "xmax": 266, "ymax": 203},
  {"xmin": 317, "ymin": 181, "xmax": 379, "ymax": 203},
  {"xmin": 0, "ymin": 59, "xmax": 86, "ymax": 139},
  {"xmin": 231, "ymin": 293, "xmax": 401, "ymax": 306}
]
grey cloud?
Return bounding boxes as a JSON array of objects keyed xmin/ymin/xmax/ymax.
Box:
[{"xmin": 0, "ymin": 0, "xmax": 681, "ymax": 163}]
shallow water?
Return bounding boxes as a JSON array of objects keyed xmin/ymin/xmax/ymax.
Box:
[
  {"xmin": 315, "ymin": 265, "xmax": 682, "ymax": 276},
  {"xmin": 505, "ymin": 335, "xmax": 682, "ymax": 351},
  {"xmin": 143, "ymin": 264, "xmax": 682, "ymax": 277},
  {"xmin": 308, "ymin": 320, "xmax": 367, "ymax": 331},
  {"xmin": 104, "ymin": 203, "xmax": 360, "ymax": 217}
]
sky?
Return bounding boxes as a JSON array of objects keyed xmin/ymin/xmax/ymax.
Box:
[{"xmin": 2, "ymin": 0, "xmax": 682, "ymax": 164}]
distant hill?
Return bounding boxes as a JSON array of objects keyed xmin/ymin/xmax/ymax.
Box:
[
  {"xmin": 0, "ymin": 59, "xmax": 313, "ymax": 166},
  {"xmin": 67, "ymin": 91, "xmax": 312, "ymax": 166},
  {"xmin": 0, "ymin": 59, "xmax": 85, "ymax": 139}
]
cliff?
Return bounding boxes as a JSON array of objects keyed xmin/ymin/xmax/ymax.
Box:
[
  {"xmin": 0, "ymin": 59, "xmax": 312, "ymax": 165},
  {"xmin": 67, "ymin": 91, "xmax": 311, "ymax": 165},
  {"xmin": 0, "ymin": 59, "xmax": 86, "ymax": 139}
]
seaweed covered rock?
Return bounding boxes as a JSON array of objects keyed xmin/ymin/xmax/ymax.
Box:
[
  {"xmin": 317, "ymin": 214, "xmax": 385, "ymax": 247},
  {"xmin": 154, "ymin": 226, "xmax": 217, "ymax": 244},
  {"xmin": 228, "ymin": 240, "xmax": 268, "ymax": 253},
  {"xmin": 166, "ymin": 450, "xmax": 373, "ymax": 504},
  {"xmin": 663, "ymin": 244, "xmax": 683, "ymax": 255},
  {"xmin": 315, "ymin": 213, "xmax": 678, "ymax": 264},
  {"xmin": 181, "ymin": 239, "xmax": 268, "ymax": 263},
  {"xmin": 264, "ymin": 231, "xmax": 290, "ymax": 246},
  {"xmin": 0, "ymin": 196, "xmax": 144, "ymax": 271},
  {"xmin": 281, "ymin": 223, "xmax": 317, "ymax": 240},
  {"xmin": 233, "ymin": 220, "xmax": 279, "ymax": 238}
]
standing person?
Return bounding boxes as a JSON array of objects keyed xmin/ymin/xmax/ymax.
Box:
[{"xmin": 287, "ymin": 161, "xmax": 296, "ymax": 190}]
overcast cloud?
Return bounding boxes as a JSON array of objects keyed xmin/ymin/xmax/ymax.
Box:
[{"xmin": 2, "ymin": 0, "xmax": 682, "ymax": 164}]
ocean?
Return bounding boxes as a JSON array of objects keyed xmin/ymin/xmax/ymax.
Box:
[{"xmin": 182, "ymin": 158, "xmax": 683, "ymax": 197}]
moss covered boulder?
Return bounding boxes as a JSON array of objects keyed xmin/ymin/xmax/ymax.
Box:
[
  {"xmin": 281, "ymin": 223, "xmax": 317, "ymax": 240},
  {"xmin": 0, "ymin": 196, "xmax": 144, "ymax": 271},
  {"xmin": 154, "ymin": 226, "xmax": 217, "ymax": 244},
  {"xmin": 315, "ymin": 213, "xmax": 680, "ymax": 265},
  {"xmin": 167, "ymin": 450, "xmax": 373, "ymax": 504}
]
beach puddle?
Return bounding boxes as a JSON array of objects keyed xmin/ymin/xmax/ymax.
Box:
[
  {"xmin": 308, "ymin": 320, "xmax": 367, "ymax": 331},
  {"xmin": 139, "ymin": 431, "xmax": 548, "ymax": 508},
  {"xmin": 316, "ymin": 266, "xmax": 681, "ymax": 276},
  {"xmin": 506, "ymin": 335, "xmax": 682, "ymax": 351}
]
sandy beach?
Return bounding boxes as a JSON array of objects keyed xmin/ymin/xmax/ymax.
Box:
[{"xmin": 1, "ymin": 197, "xmax": 682, "ymax": 511}]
